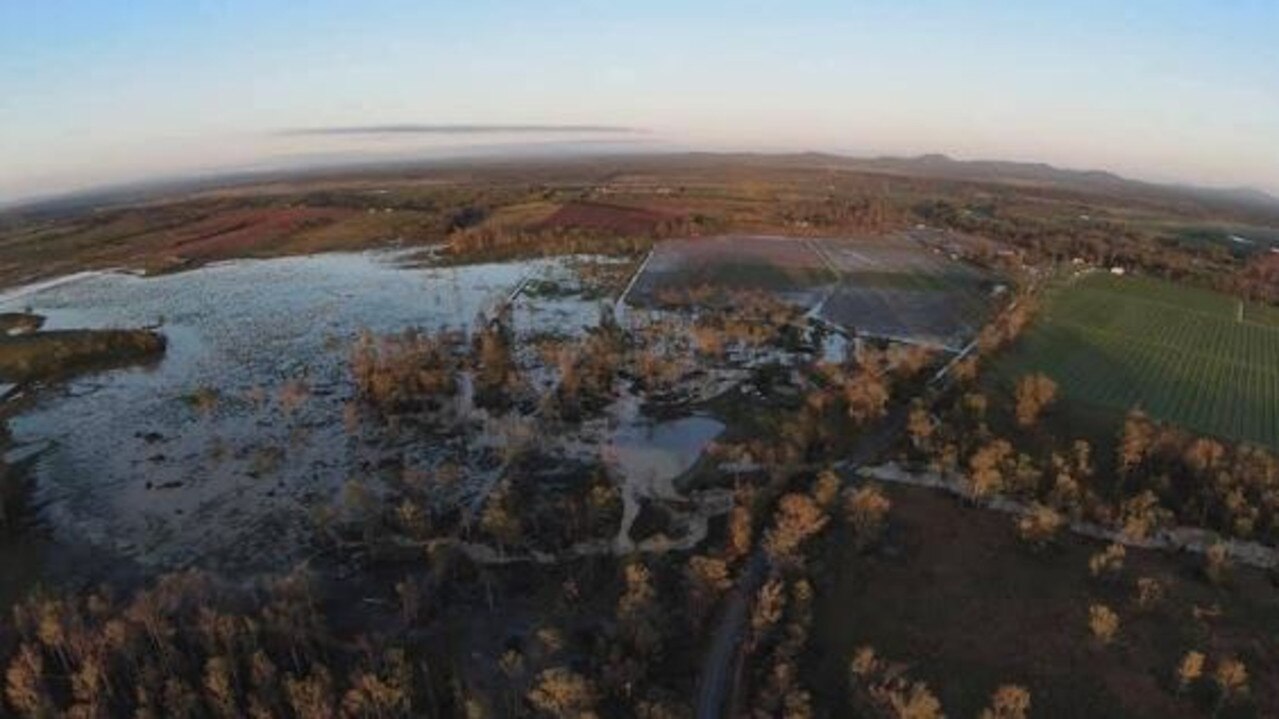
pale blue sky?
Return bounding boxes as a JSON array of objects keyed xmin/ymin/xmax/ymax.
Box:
[{"xmin": 2, "ymin": 1, "xmax": 1276, "ymax": 201}]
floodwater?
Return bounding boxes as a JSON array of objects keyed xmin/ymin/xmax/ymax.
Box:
[
  {"xmin": 0, "ymin": 251, "xmax": 716, "ymax": 574},
  {"xmin": 603, "ymin": 393, "xmax": 725, "ymax": 551}
]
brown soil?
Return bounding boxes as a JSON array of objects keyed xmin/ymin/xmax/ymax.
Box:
[
  {"xmin": 807, "ymin": 484, "xmax": 1279, "ymax": 718},
  {"xmin": 535, "ymin": 201, "xmax": 678, "ymax": 235},
  {"xmin": 160, "ymin": 206, "xmax": 356, "ymax": 258}
]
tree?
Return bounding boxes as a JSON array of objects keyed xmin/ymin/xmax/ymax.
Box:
[
  {"xmin": 1088, "ymin": 604, "xmax": 1119, "ymax": 645},
  {"xmin": 980, "ymin": 685, "xmax": 1031, "ymax": 719},
  {"xmin": 906, "ymin": 405, "xmax": 936, "ymax": 451},
  {"xmin": 887, "ymin": 683, "xmax": 944, "ymax": 719},
  {"xmin": 476, "ymin": 316, "xmax": 515, "ymax": 393},
  {"xmin": 849, "ymin": 646, "xmax": 880, "ymax": 680},
  {"xmin": 1175, "ymin": 651, "xmax": 1205, "ymax": 695},
  {"xmin": 951, "ymin": 355, "xmax": 979, "ymax": 385},
  {"xmin": 285, "ymin": 666, "xmax": 335, "ymax": 719},
  {"xmin": 527, "ymin": 668, "xmax": 598, "ymax": 718},
  {"xmin": 690, "ymin": 324, "xmax": 725, "ymax": 358},
  {"xmin": 1014, "ymin": 373, "xmax": 1057, "ymax": 428},
  {"xmin": 1133, "ymin": 577, "xmax": 1166, "ymax": 612},
  {"xmin": 1184, "ymin": 437, "xmax": 1226, "ymax": 475},
  {"xmin": 764, "ymin": 494, "xmax": 829, "ymax": 561},
  {"xmin": 967, "ymin": 439, "xmax": 1013, "ymax": 501},
  {"xmin": 1119, "ymin": 491, "xmax": 1171, "ymax": 541},
  {"xmin": 341, "ymin": 670, "xmax": 409, "ymax": 717},
  {"xmin": 1015, "ymin": 504, "xmax": 1065, "ymax": 549},
  {"xmin": 686, "ymin": 556, "xmax": 731, "ymax": 623},
  {"xmin": 726, "ymin": 493, "xmax": 753, "ymax": 561},
  {"xmin": 617, "ymin": 562, "xmax": 661, "ymax": 656},
  {"xmin": 1088, "ymin": 543, "xmax": 1126, "ymax": 580},
  {"xmin": 1213, "ymin": 657, "xmax": 1248, "ymax": 711},
  {"xmin": 480, "ymin": 479, "xmax": 522, "ymax": 550},
  {"xmin": 750, "ymin": 579, "xmax": 786, "ymax": 635},
  {"xmin": 848, "ymin": 645, "xmax": 945, "ymax": 719},
  {"xmin": 1118, "ymin": 409, "xmax": 1155, "ymax": 475},
  {"xmin": 4, "ymin": 643, "xmax": 50, "ymax": 716},
  {"xmin": 843, "ymin": 368, "xmax": 891, "ymax": 425},
  {"xmin": 844, "ymin": 485, "xmax": 891, "ymax": 550},
  {"xmin": 811, "ymin": 470, "xmax": 842, "ymax": 510},
  {"xmin": 1204, "ymin": 542, "xmax": 1231, "ymax": 585},
  {"xmin": 962, "ymin": 392, "xmax": 988, "ymax": 421}
]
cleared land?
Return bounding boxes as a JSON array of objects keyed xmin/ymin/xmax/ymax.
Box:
[
  {"xmin": 995, "ymin": 272, "xmax": 1279, "ymax": 448},
  {"xmin": 810, "ymin": 483, "xmax": 1279, "ymax": 718},
  {"xmin": 534, "ymin": 200, "xmax": 679, "ymax": 234},
  {"xmin": 627, "ymin": 233, "xmax": 998, "ymax": 349}
]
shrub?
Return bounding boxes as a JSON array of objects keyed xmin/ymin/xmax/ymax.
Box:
[{"xmin": 1088, "ymin": 604, "xmax": 1120, "ymax": 645}]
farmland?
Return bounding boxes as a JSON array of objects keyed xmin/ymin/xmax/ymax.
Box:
[
  {"xmin": 2, "ymin": 155, "xmax": 1279, "ymax": 718},
  {"xmin": 995, "ymin": 272, "xmax": 1279, "ymax": 448},
  {"xmin": 811, "ymin": 233, "xmax": 999, "ymax": 350},
  {"xmin": 625, "ymin": 235, "xmax": 837, "ymax": 307},
  {"xmin": 627, "ymin": 232, "xmax": 1000, "ymax": 349}
]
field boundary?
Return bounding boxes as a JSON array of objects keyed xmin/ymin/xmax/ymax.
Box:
[
  {"xmin": 859, "ymin": 462, "xmax": 1279, "ymax": 569},
  {"xmin": 615, "ymin": 248, "xmax": 654, "ymax": 311}
]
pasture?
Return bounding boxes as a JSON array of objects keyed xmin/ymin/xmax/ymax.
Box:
[{"xmin": 995, "ymin": 272, "xmax": 1279, "ymax": 448}]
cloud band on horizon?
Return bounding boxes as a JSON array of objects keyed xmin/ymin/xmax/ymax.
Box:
[{"xmin": 279, "ymin": 124, "xmax": 644, "ymax": 136}]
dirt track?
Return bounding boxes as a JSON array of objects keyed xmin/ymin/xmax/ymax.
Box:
[{"xmin": 694, "ymin": 404, "xmax": 910, "ymax": 719}]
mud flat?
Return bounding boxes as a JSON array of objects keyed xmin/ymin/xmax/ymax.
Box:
[
  {"xmin": 0, "ymin": 312, "xmax": 44, "ymax": 335},
  {"xmin": 0, "ymin": 328, "xmax": 165, "ymax": 383}
]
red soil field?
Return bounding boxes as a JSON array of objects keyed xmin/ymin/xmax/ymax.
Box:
[
  {"xmin": 651, "ymin": 235, "xmax": 826, "ymax": 269},
  {"xmin": 535, "ymin": 201, "xmax": 678, "ymax": 235},
  {"xmin": 160, "ymin": 207, "xmax": 356, "ymax": 258}
]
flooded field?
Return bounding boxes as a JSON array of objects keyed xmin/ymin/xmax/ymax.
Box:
[
  {"xmin": 0, "ymin": 251, "xmax": 724, "ymax": 576},
  {"xmin": 626, "ymin": 233, "xmax": 999, "ymax": 349},
  {"xmin": 627, "ymin": 235, "xmax": 835, "ymax": 307}
]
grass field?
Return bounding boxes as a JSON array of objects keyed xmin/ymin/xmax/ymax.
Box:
[{"xmin": 995, "ymin": 272, "xmax": 1279, "ymax": 448}]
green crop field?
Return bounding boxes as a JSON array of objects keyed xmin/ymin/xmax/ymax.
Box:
[{"xmin": 994, "ymin": 272, "xmax": 1279, "ymax": 448}]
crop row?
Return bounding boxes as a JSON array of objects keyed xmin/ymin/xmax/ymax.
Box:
[{"xmin": 999, "ymin": 277, "xmax": 1279, "ymax": 448}]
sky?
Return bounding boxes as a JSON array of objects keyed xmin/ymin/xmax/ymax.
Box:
[{"xmin": 1, "ymin": 0, "xmax": 1277, "ymax": 203}]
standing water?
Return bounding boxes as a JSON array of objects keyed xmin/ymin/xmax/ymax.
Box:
[{"xmin": 0, "ymin": 252, "xmax": 626, "ymax": 571}]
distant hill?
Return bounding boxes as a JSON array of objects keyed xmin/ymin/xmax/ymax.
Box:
[
  {"xmin": 827, "ymin": 152, "xmax": 1279, "ymax": 221},
  {"xmin": 857, "ymin": 153, "xmax": 1132, "ymax": 191},
  {"xmin": 5, "ymin": 149, "xmax": 1278, "ymax": 226}
]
